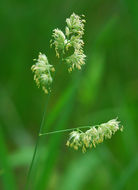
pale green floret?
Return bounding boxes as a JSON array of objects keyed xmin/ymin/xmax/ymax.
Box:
[
  {"xmin": 31, "ymin": 53, "xmax": 55, "ymax": 94},
  {"xmin": 51, "ymin": 28, "xmax": 67, "ymax": 57},
  {"xmin": 65, "ymin": 26, "xmax": 70, "ymax": 37},
  {"xmin": 66, "ymin": 131, "xmax": 83, "ymax": 151},
  {"xmin": 66, "ymin": 118, "xmax": 123, "ymax": 153}
]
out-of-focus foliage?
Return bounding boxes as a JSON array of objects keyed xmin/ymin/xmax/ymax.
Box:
[{"xmin": 0, "ymin": 0, "xmax": 138, "ymax": 190}]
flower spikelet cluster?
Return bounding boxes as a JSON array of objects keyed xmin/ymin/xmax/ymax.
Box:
[
  {"xmin": 51, "ymin": 13, "xmax": 86, "ymax": 72},
  {"xmin": 66, "ymin": 118, "xmax": 123, "ymax": 153},
  {"xmin": 31, "ymin": 53, "xmax": 55, "ymax": 94}
]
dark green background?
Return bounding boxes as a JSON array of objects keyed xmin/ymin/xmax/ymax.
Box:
[{"xmin": 0, "ymin": 0, "xmax": 138, "ymax": 189}]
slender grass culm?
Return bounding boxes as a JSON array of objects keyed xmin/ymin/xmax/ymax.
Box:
[{"xmin": 27, "ymin": 12, "xmax": 123, "ymax": 188}]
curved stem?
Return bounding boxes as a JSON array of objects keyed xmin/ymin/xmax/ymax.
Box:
[{"xmin": 25, "ymin": 95, "xmax": 50, "ymax": 189}]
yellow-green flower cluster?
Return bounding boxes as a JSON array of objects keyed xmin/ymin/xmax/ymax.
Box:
[
  {"xmin": 31, "ymin": 53, "xmax": 55, "ymax": 94},
  {"xmin": 51, "ymin": 13, "xmax": 86, "ymax": 72},
  {"xmin": 66, "ymin": 119, "xmax": 123, "ymax": 153}
]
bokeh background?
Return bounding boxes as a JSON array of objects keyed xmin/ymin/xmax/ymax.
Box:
[{"xmin": 0, "ymin": 0, "xmax": 138, "ymax": 189}]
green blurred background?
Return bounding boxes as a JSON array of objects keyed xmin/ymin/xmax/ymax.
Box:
[{"xmin": 0, "ymin": 0, "xmax": 138, "ymax": 189}]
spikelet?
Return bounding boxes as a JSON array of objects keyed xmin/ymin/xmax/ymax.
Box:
[
  {"xmin": 51, "ymin": 29, "xmax": 67, "ymax": 58},
  {"xmin": 31, "ymin": 53, "xmax": 55, "ymax": 94},
  {"xmin": 65, "ymin": 13, "xmax": 85, "ymax": 37},
  {"xmin": 65, "ymin": 49, "xmax": 86, "ymax": 72}
]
